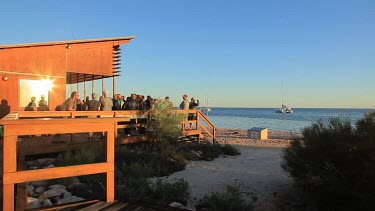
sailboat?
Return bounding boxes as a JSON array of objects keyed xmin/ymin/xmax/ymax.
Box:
[
  {"xmin": 200, "ymin": 97, "xmax": 211, "ymax": 115},
  {"xmin": 275, "ymin": 81, "xmax": 293, "ymax": 113}
]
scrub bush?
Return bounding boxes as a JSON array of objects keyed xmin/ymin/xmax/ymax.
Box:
[{"xmin": 282, "ymin": 112, "xmax": 375, "ymax": 210}]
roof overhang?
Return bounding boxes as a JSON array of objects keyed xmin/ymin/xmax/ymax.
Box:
[{"xmin": 0, "ymin": 36, "xmax": 136, "ymax": 49}]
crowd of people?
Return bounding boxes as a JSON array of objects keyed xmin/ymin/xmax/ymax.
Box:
[
  {"xmin": 58, "ymin": 90, "xmax": 200, "ymax": 113},
  {"xmin": 21, "ymin": 91, "xmax": 201, "ymax": 140}
]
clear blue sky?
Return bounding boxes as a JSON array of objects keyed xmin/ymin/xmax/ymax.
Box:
[{"xmin": 1, "ymin": 0, "xmax": 374, "ymax": 108}]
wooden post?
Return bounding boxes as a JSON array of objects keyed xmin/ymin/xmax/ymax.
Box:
[
  {"xmin": 106, "ymin": 123, "xmax": 115, "ymax": 202},
  {"xmin": 92, "ymin": 80, "xmax": 96, "ymax": 94},
  {"xmin": 102, "ymin": 78, "xmax": 105, "ymax": 95},
  {"xmin": 196, "ymin": 110, "xmax": 199, "ymax": 130},
  {"xmin": 16, "ymin": 156, "xmax": 27, "ymax": 211},
  {"xmin": 84, "ymin": 81, "xmax": 87, "ymax": 100},
  {"xmin": 113, "ymin": 77, "xmax": 116, "ymax": 98},
  {"xmin": 77, "ymin": 83, "xmax": 80, "ymax": 98},
  {"xmin": 3, "ymin": 135, "xmax": 18, "ymax": 211}
]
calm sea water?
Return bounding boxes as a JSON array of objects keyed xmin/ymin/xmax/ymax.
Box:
[{"xmin": 204, "ymin": 108, "xmax": 374, "ymax": 132}]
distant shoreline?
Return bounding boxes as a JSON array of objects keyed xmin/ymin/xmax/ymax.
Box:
[
  {"xmin": 216, "ymin": 128, "xmax": 302, "ymax": 148},
  {"xmin": 207, "ymin": 107, "xmax": 374, "ymax": 110}
]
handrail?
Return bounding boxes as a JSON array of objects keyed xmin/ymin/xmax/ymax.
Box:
[
  {"xmin": 4, "ymin": 109, "xmax": 216, "ymax": 141},
  {"xmin": 197, "ymin": 110, "xmax": 216, "ymax": 141}
]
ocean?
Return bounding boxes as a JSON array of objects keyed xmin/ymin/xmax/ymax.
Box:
[{"xmin": 204, "ymin": 108, "xmax": 374, "ymax": 132}]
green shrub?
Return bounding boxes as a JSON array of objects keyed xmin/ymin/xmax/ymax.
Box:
[
  {"xmin": 151, "ymin": 178, "xmax": 190, "ymax": 206},
  {"xmin": 220, "ymin": 144, "xmax": 241, "ymax": 156},
  {"xmin": 179, "ymin": 144, "xmax": 241, "ymax": 161},
  {"xmin": 121, "ymin": 162, "xmax": 154, "ymax": 179},
  {"xmin": 121, "ymin": 177, "xmax": 152, "ymax": 200},
  {"xmin": 148, "ymin": 100, "xmax": 184, "ymax": 143},
  {"xmin": 196, "ymin": 184, "xmax": 255, "ymax": 211},
  {"xmin": 282, "ymin": 113, "xmax": 375, "ymax": 210},
  {"xmin": 56, "ymin": 143, "xmax": 105, "ymax": 166}
]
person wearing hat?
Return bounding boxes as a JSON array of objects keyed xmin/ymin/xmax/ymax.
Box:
[
  {"xmin": 179, "ymin": 94, "xmax": 189, "ymax": 110},
  {"xmin": 100, "ymin": 90, "xmax": 113, "ymax": 111}
]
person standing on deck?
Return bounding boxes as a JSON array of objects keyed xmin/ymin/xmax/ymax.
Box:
[
  {"xmin": 188, "ymin": 97, "xmax": 199, "ymax": 130},
  {"xmin": 114, "ymin": 94, "xmax": 125, "ymax": 110},
  {"xmin": 100, "ymin": 90, "xmax": 113, "ymax": 111},
  {"xmin": 180, "ymin": 94, "xmax": 189, "ymax": 110},
  {"xmin": 124, "ymin": 94, "xmax": 140, "ymax": 136},
  {"xmin": 165, "ymin": 96, "xmax": 173, "ymax": 110},
  {"xmin": 62, "ymin": 91, "xmax": 78, "ymax": 111},
  {"xmin": 88, "ymin": 93, "xmax": 101, "ymax": 140},
  {"xmin": 180, "ymin": 94, "xmax": 189, "ymax": 130},
  {"xmin": 112, "ymin": 94, "xmax": 118, "ymax": 110},
  {"xmin": 99, "ymin": 90, "xmax": 113, "ymax": 138}
]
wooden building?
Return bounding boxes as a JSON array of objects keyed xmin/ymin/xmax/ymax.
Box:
[{"xmin": 0, "ymin": 36, "xmax": 135, "ymax": 116}]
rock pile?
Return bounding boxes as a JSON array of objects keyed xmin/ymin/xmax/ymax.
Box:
[
  {"xmin": 25, "ymin": 158, "xmax": 86, "ymax": 209},
  {"xmin": 27, "ymin": 183, "xmax": 85, "ymax": 209}
]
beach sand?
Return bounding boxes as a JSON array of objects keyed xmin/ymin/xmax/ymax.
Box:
[{"xmin": 158, "ymin": 129, "xmax": 300, "ymax": 210}]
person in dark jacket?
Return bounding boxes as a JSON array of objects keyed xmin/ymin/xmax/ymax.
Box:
[{"xmin": 188, "ymin": 97, "xmax": 199, "ymax": 130}]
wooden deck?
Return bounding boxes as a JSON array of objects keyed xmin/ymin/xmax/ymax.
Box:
[{"xmin": 0, "ymin": 110, "xmax": 215, "ymax": 210}]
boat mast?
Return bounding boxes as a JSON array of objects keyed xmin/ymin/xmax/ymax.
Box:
[{"xmin": 281, "ymin": 80, "xmax": 284, "ymax": 106}]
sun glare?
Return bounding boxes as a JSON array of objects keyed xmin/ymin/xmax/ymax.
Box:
[{"xmin": 19, "ymin": 79, "xmax": 54, "ymax": 107}]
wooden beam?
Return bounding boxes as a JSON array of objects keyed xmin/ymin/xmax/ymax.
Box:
[
  {"xmin": 3, "ymin": 162, "xmax": 114, "ymax": 184},
  {"xmin": 2, "ymin": 121, "xmax": 116, "ymax": 136}
]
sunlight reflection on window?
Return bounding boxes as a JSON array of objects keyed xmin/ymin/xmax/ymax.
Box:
[{"xmin": 20, "ymin": 79, "xmax": 53, "ymax": 107}]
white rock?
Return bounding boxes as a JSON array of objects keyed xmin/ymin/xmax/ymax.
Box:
[
  {"xmin": 63, "ymin": 191, "xmax": 72, "ymax": 198},
  {"xmin": 35, "ymin": 186, "xmax": 47, "ymax": 194},
  {"xmin": 169, "ymin": 202, "xmax": 186, "ymax": 209},
  {"xmin": 27, "ymin": 197, "xmax": 42, "ymax": 209},
  {"xmin": 61, "ymin": 196, "xmax": 85, "ymax": 203},
  {"xmin": 27, "ymin": 184, "xmax": 35, "ymax": 192},
  {"xmin": 42, "ymin": 199, "xmax": 53, "ymax": 207},
  {"xmin": 43, "ymin": 164, "xmax": 55, "ymax": 168},
  {"xmin": 27, "ymin": 197, "xmax": 38, "ymax": 203},
  {"xmin": 38, "ymin": 188, "xmax": 67, "ymax": 200},
  {"xmin": 49, "ymin": 184, "xmax": 67, "ymax": 190}
]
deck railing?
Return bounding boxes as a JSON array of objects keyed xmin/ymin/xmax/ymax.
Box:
[
  {"xmin": 0, "ymin": 117, "xmax": 130, "ymax": 211},
  {"xmin": 11, "ymin": 109, "xmax": 216, "ymax": 141},
  {"xmin": 174, "ymin": 110, "xmax": 216, "ymax": 141}
]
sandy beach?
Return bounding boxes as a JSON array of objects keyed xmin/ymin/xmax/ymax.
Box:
[
  {"xmin": 158, "ymin": 129, "xmax": 300, "ymax": 210},
  {"xmin": 159, "ymin": 145, "xmax": 292, "ymax": 210}
]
